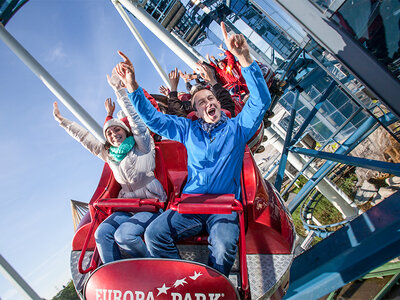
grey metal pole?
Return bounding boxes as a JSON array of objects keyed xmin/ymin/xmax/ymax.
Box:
[
  {"xmin": 112, "ymin": 0, "xmax": 171, "ymax": 88},
  {"xmin": 0, "ymin": 254, "xmax": 41, "ymax": 300},
  {"xmin": 118, "ymin": 0, "xmax": 199, "ymax": 70},
  {"xmin": 0, "ymin": 23, "xmax": 104, "ymax": 142}
]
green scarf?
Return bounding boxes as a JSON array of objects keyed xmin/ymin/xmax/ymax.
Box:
[{"xmin": 109, "ymin": 136, "xmax": 135, "ymax": 162}]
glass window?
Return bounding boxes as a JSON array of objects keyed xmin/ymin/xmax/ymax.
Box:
[
  {"xmin": 328, "ymin": 111, "xmax": 347, "ymax": 127},
  {"xmin": 332, "ymin": 0, "xmax": 400, "ymax": 82},
  {"xmin": 327, "ymin": 90, "xmax": 347, "ymax": 109},
  {"xmin": 310, "ymin": 0, "xmax": 336, "ymax": 12},
  {"xmin": 338, "ymin": 101, "xmax": 360, "ymax": 119}
]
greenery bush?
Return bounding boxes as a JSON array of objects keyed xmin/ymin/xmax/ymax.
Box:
[{"xmin": 52, "ymin": 280, "xmax": 79, "ymax": 300}]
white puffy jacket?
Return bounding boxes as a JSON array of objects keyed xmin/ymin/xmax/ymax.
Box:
[{"xmin": 58, "ymin": 89, "xmax": 167, "ymax": 202}]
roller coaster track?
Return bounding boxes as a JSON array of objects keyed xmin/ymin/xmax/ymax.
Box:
[{"xmin": 300, "ymin": 191, "xmax": 351, "ymax": 238}]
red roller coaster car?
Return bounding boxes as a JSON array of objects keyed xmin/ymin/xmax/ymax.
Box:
[{"xmin": 70, "ymin": 137, "xmax": 295, "ymax": 300}]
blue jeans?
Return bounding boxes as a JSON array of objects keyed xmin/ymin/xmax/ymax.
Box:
[
  {"xmin": 144, "ymin": 210, "xmax": 239, "ymax": 276},
  {"xmin": 94, "ymin": 211, "xmax": 159, "ymax": 263}
]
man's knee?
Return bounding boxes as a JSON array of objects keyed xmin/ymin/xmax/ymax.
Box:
[
  {"xmin": 212, "ymin": 234, "xmax": 238, "ymax": 256},
  {"xmin": 209, "ymin": 220, "xmax": 239, "ymax": 256},
  {"xmin": 94, "ymin": 223, "xmax": 114, "ymax": 242},
  {"xmin": 114, "ymin": 227, "xmax": 140, "ymax": 246},
  {"xmin": 144, "ymin": 221, "xmax": 161, "ymax": 244}
]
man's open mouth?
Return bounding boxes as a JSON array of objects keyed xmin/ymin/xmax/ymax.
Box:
[{"xmin": 208, "ymin": 107, "xmax": 216, "ymax": 117}]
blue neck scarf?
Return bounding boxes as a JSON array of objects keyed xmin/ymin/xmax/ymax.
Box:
[{"xmin": 109, "ymin": 136, "xmax": 135, "ymax": 162}]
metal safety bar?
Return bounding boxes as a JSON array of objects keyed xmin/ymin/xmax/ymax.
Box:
[
  {"xmin": 78, "ymin": 210, "xmax": 100, "ymax": 274},
  {"xmin": 78, "ymin": 198, "xmax": 165, "ymax": 274},
  {"xmin": 94, "ymin": 198, "xmax": 166, "ymax": 212}
]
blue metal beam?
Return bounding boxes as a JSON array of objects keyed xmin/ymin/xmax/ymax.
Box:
[
  {"xmin": 288, "ymin": 112, "xmax": 396, "ymax": 213},
  {"xmin": 0, "ymin": 0, "xmax": 29, "ymax": 26},
  {"xmin": 274, "ymin": 90, "xmax": 299, "ymax": 190},
  {"xmin": 290, "ymin": 80, "xmax": 337, "ymax": 146},
  {"xmin": 285, "ymin": 191, "xmax": 400, "ymax": 300},
  {"xmin": 281, "ymin": 106, "xmax": 363, "ymax": 197},
  {"xmin": 290, "ymin": 147, "xmax": 400, "ymax": 176}
]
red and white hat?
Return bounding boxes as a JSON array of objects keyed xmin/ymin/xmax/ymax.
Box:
[{"xmin": 103, "ymin": 117, "xmax": 131, "ymax": 139}]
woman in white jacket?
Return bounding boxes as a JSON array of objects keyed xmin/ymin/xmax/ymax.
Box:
[{"xmin": 53, "ymin": 73, "xmax": 166, "ymax": 264}]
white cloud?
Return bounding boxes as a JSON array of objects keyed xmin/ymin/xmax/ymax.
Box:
[{"xmin": 45, "ymin": 43, "xmax": 66, "ymax": 63}]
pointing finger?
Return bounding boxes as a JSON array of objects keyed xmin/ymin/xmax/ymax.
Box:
[
  {"xmin": 221, "ymin": 22, "xmax": 229, "ymax": 45},
  {"xmin": 117, "ymin": 50, "xmax": 132, "ymax": 65}
]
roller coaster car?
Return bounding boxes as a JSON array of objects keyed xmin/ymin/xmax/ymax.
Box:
[{"xmin": 70, "ymin": 138, "xmax": 295, "ymax": 300}]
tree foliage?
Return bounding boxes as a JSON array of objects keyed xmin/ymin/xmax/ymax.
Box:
[{"xmin": 52, "ymin": 280, "xmax": 79, "ymax": 300}]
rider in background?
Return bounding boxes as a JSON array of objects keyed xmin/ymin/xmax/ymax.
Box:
[{"xmin": 162, "ymin": 63, "xmax": 236, "ymax": 118}]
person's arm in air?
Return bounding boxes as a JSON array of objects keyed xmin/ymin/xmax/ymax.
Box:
[
  {"xmin": 220, "ymin": 22, "xmax": 271, "ymax": 139},
  {"xmin": 53, "ymin": 102, "xmax": 108, "ymax": 161},
  {"xmin": 206, "ymin": 53, "xmax": 219, "ymax": 70},
  {"xmin": 179, "ymin": 70, "xmax": 194, "ymax": 93},
  {"xmin": 167, "ymin": 68, "xmax": 187, "ymax": 118},
  {"xmin": 159, "ymin": 85, "xmax": 170, "ymax": 97},
  {"xmin": 114, "ymin": 51, "xmax": 190, "ymax": 143},
  {"xmin": 107, "ymin": 75, "xmax": 152, "ymax": 154},
  {"xmin": 104, "ymin": 97, "xmax": 114, "ymax": 124}
]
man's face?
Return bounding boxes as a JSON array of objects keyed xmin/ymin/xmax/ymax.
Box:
[{"xmin": 193, "ymin": 89, "xmax": 221, "ymax": 124}]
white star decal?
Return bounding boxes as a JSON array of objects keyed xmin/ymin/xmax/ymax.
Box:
[
  {"xmin": 189, "ymin": 271, "xmax": 203, "ymax": 280},
  {"xmin": 156, "ymin": 283, "xmax": 170, "ymax": 296},
  {"xmin": 173, "ymin": 277, "xmax": 187, "ymax": 287}
]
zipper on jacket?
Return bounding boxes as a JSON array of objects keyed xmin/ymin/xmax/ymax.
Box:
[{"xmin": 209, "ymin": 132, "xmax": 216, "ymax": 143}]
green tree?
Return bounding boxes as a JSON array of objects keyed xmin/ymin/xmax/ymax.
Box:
[{"xmin": 52, "ymin": 280, "xmax": 79, "ymax": 300}]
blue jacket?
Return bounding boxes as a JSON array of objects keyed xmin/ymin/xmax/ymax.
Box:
[{"xmin": 128, "ymin": 61, "xmax": 271, "ymax": 199}]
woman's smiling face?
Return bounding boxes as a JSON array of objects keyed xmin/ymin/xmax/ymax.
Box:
[{"xmin": 106, "ymin": 126, "xmax": 127, "ymax": 147}]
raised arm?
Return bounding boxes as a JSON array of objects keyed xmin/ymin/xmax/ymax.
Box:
[
  {"xmin": 166, "ymin": 68, "xmax": 187, "ymax": 117},
  {"xmin": 159, "ymin": 85, "xmax": 170, "ymax": 97},
  {"xmin": 179, "ymin": 71, "xmax": 195, "ymax": 93},
  {"xmin": 105, "ymin": 98, "xmax": 115, "ymax": 118},
  {"xmin": 53, "ymin": 102, "xmax": 108, "ymax": 161},
  {"xmin": 114, "ymin": 51, "xmax": 190, "ymax": 143},
  {"xmin": 220, "ymin": 22, "xmax": 271, "ymax": 139},
  {"xmin": 107, "ymin": 70, "xmax": 151, "ymax": 154}
]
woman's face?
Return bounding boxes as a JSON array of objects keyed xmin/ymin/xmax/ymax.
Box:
[{"xmin": 106, "ymin": 126, "xmax": 127, "ymax": 147}]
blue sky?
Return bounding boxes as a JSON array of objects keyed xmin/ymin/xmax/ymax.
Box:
[{"xmin": 0, "ymin": 1, "xmax": 215, "ymax": 298}]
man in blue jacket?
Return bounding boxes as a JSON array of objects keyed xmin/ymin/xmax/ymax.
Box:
[{"xmin": 113, "ymin": 22, "xmax": 271, "ymax": 276}]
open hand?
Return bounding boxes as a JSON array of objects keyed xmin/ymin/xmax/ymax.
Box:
[
  {"xmin": 107, "ymin": 67, "xmax": 126, "ymax": 91},
  {"xmin": 159, "ymin": 85, "xmax": 170, "ymax": 96},
  {"xmin": 53, "ymin": 101, "xmax": 64, "ymax": 122},
  {"xmin": 195, "ymin": 62, "xmax": 217, "ymax": 85},
  {"xmin": 105, "ymin": 98, "xmax": 115, "ymax": 117},
  {"xmin": 179, "ymin": 70, "xmax": 195, "ymax": 83},
  {"xmin": 168, "ymin": 68, "xmax": 180, "ymax": 92}
]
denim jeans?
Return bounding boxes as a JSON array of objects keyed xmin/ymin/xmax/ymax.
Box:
[
  {"xmin": 94, "ymin": 211, "xmax": 159, "ymax": 263},
  {"xmin": 144, "ymin": 210, "xmax": 239, "ymax": 276}
]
